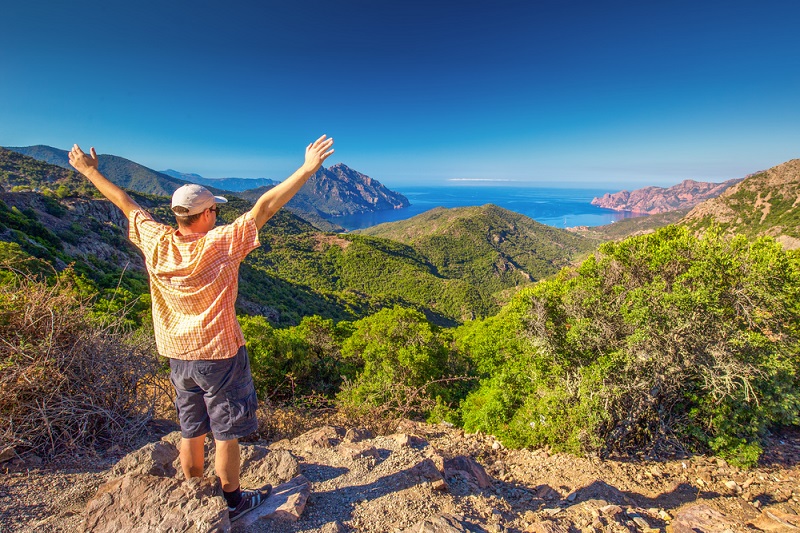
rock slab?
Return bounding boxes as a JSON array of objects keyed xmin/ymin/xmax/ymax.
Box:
[
  {"xmin": 235, "ymin": 475, "xmax": 311, "ymax": 527},
  {"xmin": 83, "ymin": 474, "xmax": 229, "ymax": 533}
]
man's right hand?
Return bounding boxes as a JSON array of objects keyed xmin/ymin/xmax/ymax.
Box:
[
  {"xmin": 301, "ymin": 135, "xmax": 335, "ymax": 175},
  {"xmin": 68, "ymin": 145, "xmax": 99, "ymax": 176}
]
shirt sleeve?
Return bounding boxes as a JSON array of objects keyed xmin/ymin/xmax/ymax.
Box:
[
  {"xmin": 210, "ymin": 211, "xmax": 261, "ymax": 263},
  {"xmin": 128, "ymin": 209, "xmax": 170, "ymax": 253}
]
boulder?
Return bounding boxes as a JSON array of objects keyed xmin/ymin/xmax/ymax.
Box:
[
  {"xmin": 668, "ymin": 504, "xmax": 738, "ymax": 532},
  {"xmin": 241, "ymin": 449, "xmax": 300, "ymax": 488},
  {"xmin": 392, "ymin": 433, "xmax": 428, "ymax": 448},
  {"xmin": 410, "ymin": 458, "xmax": 448, "ymax": 490},
  {"xmin": 110, "ymin": 441, "xmax": 179, "ymax": 478},
  {"xmin": 343, "ymin": 427, "xmax": 374, "ymax": 443},
  {"xmin": 295, "ymin": 426, "xmax": 344, "ymax": 451},
  {"xmin": 444, "ymin": 456, "xmax": 492, "ymax": 489},
  {"xmin": 83, "ymin": 474, "xmax": 228, "ymax": 533},
  {"xmin": 234, "ymin": 475, "xmax": 311, "ymax": 526},
  {"xmin": 338, "ymin": 441, "xmax": 380, "ymax": 461}
]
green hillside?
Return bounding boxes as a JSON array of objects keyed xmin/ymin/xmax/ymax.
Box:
[
  {"xmin": 6, "ymin": 145, "xmax": 193, "ymax": 196},
  {"xmin": 680, "ymin": 159, "xmax": 800, "ymax": 249},
  {"xmin": 359, "ymin": 205, "xmax": 597, "ymax": 298},
  {"xmin": 570, "ymin": 209, "xmax": 689, "ymax": 241}
]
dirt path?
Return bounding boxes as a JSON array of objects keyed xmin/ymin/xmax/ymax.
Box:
[{"xmin": 2, "ymin": 419, "xmax": 798, "ymax": 532}]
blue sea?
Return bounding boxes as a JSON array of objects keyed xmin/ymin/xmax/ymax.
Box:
[{"xmin": 330, "ymin": 185, "xmax": 644, "ymax": 231}]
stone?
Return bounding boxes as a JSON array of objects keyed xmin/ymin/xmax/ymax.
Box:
[
  {"xmin": 295, "ymin": 426, "xmax": 344, "ymax": 450},
  {"xmin": 0, "ymin": 446, "xmax": 16, "ymax": 463},
  {"xmin": 83, "ymin": 474, "xmax": 228, "ymax": 533},
  {"xmin": 525, "ymin": 521, "xmax": 569, "ymax": 533},
  {"xmin": 749, "ymin": 508, "xmax": 800, "ymax": 530},
  {"xmin": 669, "ymin": 504, "xmax": 738, "ymax": 532},
  {"xmin": 393, "ymin": 433, "xmax": 427, "ymax": 447},
  {"xmin": 110, "ymin": 441, "xmax": 179, "ymax": 478},
  {"xmin": 234, "ymin": 475, "xmax": 311, "ymax": 526},
  {"xmin": 534, "ymin": 485, "xmax": 562, "ymax": 501},
  {"xmin": 724, "ymin": 480, "xmax": 740, "ymax": 494},
  {"xmin": 402, "ymin": 513, "xmax": 470, "ymax": 532},
  {"xmin": 160, "ymin": 430, "xmax": 183, "ymax": 448},
  {"xmin": 319, "ymin": 521, "xmax": 347, "ymax": 533},
  {"xmin": 343, "ymin": 427, "xmax": 374, "ymax": 443},
  {"xmin": 444, "ymin": 456, "xmax": 492, "ymax": 489},
  {"xmin": 339, "ymin": 441, "xmax": 380, "ymax": 461},
  {"xmin": 599, "ymin": 505, "xmax": 623, "ymax": 518},
  {"xmin": 241, "ymin": 448, "xmax": 300, "ymax": 488},
  {"xmin": 411, "ymin": 458, "xmax": 448, "ymax": 488}
]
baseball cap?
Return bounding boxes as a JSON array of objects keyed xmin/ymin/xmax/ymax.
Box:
[{"xmin": 171, "ymin": 184, "xmax": 228, "ymax": 215}]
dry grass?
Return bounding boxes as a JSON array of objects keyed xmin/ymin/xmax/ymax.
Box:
[{"xmin": 0, "ymin": 266, "xmax": 165, "ymax": 459}]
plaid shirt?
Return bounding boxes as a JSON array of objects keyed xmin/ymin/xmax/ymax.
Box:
[{"xmin": 128, "ymin": 209, "xmax": 260, "ymax": 360}]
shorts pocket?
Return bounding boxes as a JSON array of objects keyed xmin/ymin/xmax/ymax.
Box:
[{"xmin": 225, "ymin": 380, "xmax": 258, "ymax": 427}]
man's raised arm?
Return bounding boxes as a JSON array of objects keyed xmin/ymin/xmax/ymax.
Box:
[
  {"xmin": 68, "ymin": 145, "xmax": 142, "ymax": 217},
  {"xmin": 250, "ymin": 135, "xmax": 335, "ymax": 229}
]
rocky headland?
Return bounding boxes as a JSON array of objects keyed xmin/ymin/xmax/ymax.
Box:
[{"xmin": 591, "ymin": 178, "xmax": 743, "ymax": 215}]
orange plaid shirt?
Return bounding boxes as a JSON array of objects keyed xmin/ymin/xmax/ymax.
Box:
[{"xmin": 128, "ymin": 209, "xmax": 260, "ymax": 360}]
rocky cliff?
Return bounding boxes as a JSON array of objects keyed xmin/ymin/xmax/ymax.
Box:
[{"xmin": 591, "ymin": 178, "xmax": 743, "ymax": 214}]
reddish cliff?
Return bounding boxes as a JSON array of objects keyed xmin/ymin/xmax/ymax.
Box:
[{"xmin": 592, "ymin": 178, "xmax": 743, "ymax": 214}]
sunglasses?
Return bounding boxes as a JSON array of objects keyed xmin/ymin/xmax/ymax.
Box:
[{"xmin": 209, "ymin": 206, "xmax": 220, "ymax": 214}]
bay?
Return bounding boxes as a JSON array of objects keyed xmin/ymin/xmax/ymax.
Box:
[{"xmin": 330, "ymin": 185, "xmax": 645, "ymax": 231}]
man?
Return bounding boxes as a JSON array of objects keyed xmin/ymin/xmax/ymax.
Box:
[{"xmin": 68, "ymin": 135, "xmax": 334, "ymax": 522}]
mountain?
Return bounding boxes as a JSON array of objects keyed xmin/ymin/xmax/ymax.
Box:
[
  {"xmin": 359, "ymin": 204, "xmax": 596, "ymax": 301},
  {"xmin": 680, "ymin": 158, "xmax": 800, "ymax": 249},
  {"xmin": 591, "ymin": 178, "xmax": 743, "ymax": 214},
  {"xmin": 160, "ymin": 169, "xmax": 276, "ymax": 192},
  {"xmin": 6, "ymin": 145, "xmax": 192, "ymax": 197}
]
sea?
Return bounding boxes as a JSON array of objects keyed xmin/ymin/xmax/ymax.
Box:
[{"xmin": 330, "ymin": 185, "xmax": 645, "ymax": 231}]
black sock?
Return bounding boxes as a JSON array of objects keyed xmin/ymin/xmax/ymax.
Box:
[{"xmin": 223, "ymin": 487, "xmax": 242, "ymax": 508}]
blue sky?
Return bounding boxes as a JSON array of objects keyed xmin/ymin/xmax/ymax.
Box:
[{"xmin": 1, "ymin": 0, "xmax": 798, "ymax": 188}]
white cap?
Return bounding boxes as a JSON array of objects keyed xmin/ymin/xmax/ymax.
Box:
[{"xmin": 171, "ymin": 184, "xmax": 227, "ymax": 215}]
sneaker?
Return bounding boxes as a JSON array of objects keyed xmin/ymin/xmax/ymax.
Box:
[{"xmin": 228, "ymin": 486, "xmax": 272, "ymax": 523}]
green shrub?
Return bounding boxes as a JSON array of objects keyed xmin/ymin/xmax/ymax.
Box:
[
  {"xmin": 336, "ymin": 306, "xmax": 471, "ymax": 421},
  {"xmin": 458, "ymin": 226, "xmax": 800, "ymax": 465}
]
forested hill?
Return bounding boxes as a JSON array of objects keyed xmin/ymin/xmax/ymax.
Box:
[
  {"xmin": 359, "ymin": 204, "xmax": 597, "ymax": 296},
  {"xmin": 6, "ymin": 145, "xmax": 193, "ymax": 197},
  {"xmin": 680, "ymin": 158, "xmax": 800, "ymax": 249}
]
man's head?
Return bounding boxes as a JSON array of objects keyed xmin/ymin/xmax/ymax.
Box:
[{"xmin": 171, "ymin": 184, "xmax": 228, "ymax": 232}]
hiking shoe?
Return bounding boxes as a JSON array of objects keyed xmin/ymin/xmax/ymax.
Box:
[{"xmin": 228, "ymin": 486, "xmax": 272, "ymax": 523}]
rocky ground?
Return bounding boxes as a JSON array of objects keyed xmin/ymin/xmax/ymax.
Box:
[{"xmin": 1, "ymin": 413, "xmax": 799, "ymax": 532}]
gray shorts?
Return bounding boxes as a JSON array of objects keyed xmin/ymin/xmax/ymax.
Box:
[{"xmin": 169, "ymin": 345, "xmax": 259, "ymax": 441}]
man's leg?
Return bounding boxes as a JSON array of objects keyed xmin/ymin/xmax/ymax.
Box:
[
  {"xmin": 180, "ymin": 434, "xmax": 206, "ymax": 479},
  {"xmin": 215, "ymin": 438, "xmax": 240, "ymax": 492}
]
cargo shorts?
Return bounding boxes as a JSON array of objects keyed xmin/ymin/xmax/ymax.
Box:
[{"xmin": 169, "ymin": 345, "xmax": 259, "ymax": 441}]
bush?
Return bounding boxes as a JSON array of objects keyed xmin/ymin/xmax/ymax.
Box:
[
  {"xmin": 337, "ymin": 306, "xmax": 471, "ymax": 423},
  {"xmin": 458, "ymin": 226, "xmax": 800, "ymax": 465},
  {"xmin": 241, "ymin": 314, "xmax": 353, "ymax": 402},
  {"xmin": 0, "ymin": 266, "xmax": 162, "ymax": 458}
]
